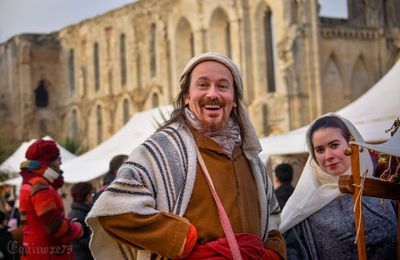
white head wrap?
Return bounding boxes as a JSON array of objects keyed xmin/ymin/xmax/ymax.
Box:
[
  {"xmin": 179, "ymin": 52, "xmax": 262, "ymax": 158},
  {"xmin": 279, "ymin": 113, "xmax": 374, "ymax": 233}
]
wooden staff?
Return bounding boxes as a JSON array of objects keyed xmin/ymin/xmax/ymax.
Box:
[{"xmin": 351, "ymin": 144, "xmax": 367, "ymax": 260}]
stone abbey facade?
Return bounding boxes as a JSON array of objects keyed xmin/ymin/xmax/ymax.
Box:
[{"xmin": 0, "ymin": 0, "xmax": 399, "ymax": 151}]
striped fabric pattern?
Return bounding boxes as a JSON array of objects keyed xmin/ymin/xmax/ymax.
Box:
[{"xmin": 87, "ymin": 123, "xmax": 280, "ymax": 260}]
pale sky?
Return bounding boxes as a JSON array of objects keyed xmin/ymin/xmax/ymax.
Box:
[
  {"xmin": 0, "ymin": 0, "xmax": 347, "ymax": 44},
  {"xmin": 0, "ymin": 0, "xmax": 136, "ymax": 43},
  {"xmin": 319, "ymin": 0, "xmax": 348, "ymax": 18}
]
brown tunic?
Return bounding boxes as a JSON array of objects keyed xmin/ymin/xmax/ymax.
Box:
[{"xmin": 99, "ymin": 130, "xmax": 285, "ymax": 259}]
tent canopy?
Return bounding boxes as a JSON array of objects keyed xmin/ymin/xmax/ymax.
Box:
[
  {"xmin": 1, "ymin": 136, "xmax": 77, "ymax": 185},
  {"xmin": 259, "ymin": 60, "xmax": 400, "ymax": 162},
  {"xmin": 0, "ymin": 136, "xmax": 76, "ymax": 173},
  {"xmin": 354, "ymin": 123, "xmax": 400, "ymax": 157},
  {"xmin": 62, "ymin": 106, "xmax": 173, "ymax": 183}
]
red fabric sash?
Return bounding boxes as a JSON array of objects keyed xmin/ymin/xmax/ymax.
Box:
[{"xmin": 183, "ymin": 233, "xmax": 266, "ymax": 260}]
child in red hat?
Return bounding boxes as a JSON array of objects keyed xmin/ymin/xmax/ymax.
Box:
[{"xmin": 19, "ymin": 139, "xmax": 83, "ymax": 260}]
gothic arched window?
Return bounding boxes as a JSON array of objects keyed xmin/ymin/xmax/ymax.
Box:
[
  {"xmin": 71, "ymin": 109, "xmax": 79, "ymax": 141},
  {"xmin": 96, "ymin": 105, "xmax": 103, "ymax": 144},
  {"xmin": 123, "ymin": 99, "xmax": 130, "ymax": 124},
  {"xmin": 209, "ymin": 8, "xmax": 231, "ymax": 57},
  {"xmin": 152, "ymin": 93, "xmax": 159, "ymax": 108},
  {"xmin": 94, "ymin": 42, "xmax": 100, "ymax": 91},
  {"xmin": 35, "ymin": 80, "xmax": 49, "ymax": 107},
  {"xmin": 264, "ymin": 10, "xmax": 276, "ymax": 92},
  {"xmin": 149, "ymin": 23, "xmax": 157, "ymax": 78},
  {"xmin": 68, "ymin": 49, "xmax": 75, "ymax": 94},
  {"xmin": 175, "ymin": 18, "xmax": 193, "ymax": 99},
  {"xmin": 120, "ymin": 33, "xmax": 127, "ymax": 86},
  {"xmin": 81, "ymin": 66, "xmax": 87, "ymax": 96},
  {"xmin": 262, "ymin": 104, "xmax": 269, "ymax": 135},
  {"xmin": 136, "ymin": 53, "xmax": 142, "ymax": 89},
  {"xmin": 291, "ymin": 0, "xmax": 298, "ymax": 24}
]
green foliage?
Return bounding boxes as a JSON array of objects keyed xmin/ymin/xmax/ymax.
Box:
[
  {"xmin": 62, "ymin": 137, "xmax": 80, "ymax": 155},
  {"xmin": 0, "ymin": 171, "xmax": 14, "ymax": 182},
  {"xmin": 0, "ymin": 132, "xmax": 12, "ymax": 165},
  {"xmin": 0, "ymin": 132, "xmax": 14, "ymax": 181}
]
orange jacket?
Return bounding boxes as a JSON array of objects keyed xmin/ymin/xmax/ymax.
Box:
[{"xmin": 19, "ymin": 176, "xmax": 82, "ymax": 260}]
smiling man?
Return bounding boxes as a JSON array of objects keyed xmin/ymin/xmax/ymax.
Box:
[
  {"xmin": 185, "ymin": 60, "xmax": 235, "ymax": 132},
  {"xmin": 87, "ymin": 52, "xmax": 286, "ymax": 260}
]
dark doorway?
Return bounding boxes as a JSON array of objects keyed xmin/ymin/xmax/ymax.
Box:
[{"xmin": 35, "ymin": 80, "xmax": 49, "ymax": 107}]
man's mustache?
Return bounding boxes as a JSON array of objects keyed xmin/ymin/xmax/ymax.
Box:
[{"xmin": 199, "ymin": 98, "xmax": 226, "ymax": 107}]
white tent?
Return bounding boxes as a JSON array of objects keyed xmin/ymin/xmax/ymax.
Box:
[
  {"xmin": 1, "ymin": 136, "xmax": 77, "ymax": 186},
  {"xmin": 259, "ymin": 60, "xmax": 400, "ymax": 162},
  {"xmin": 62, "ymin": 105, "xmax": 173, "ymax": 183}
]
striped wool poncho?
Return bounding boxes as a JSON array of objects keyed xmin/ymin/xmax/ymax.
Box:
[{"xmin": 86, "ymin": 123, "xmax": 280, "ymax": 259}]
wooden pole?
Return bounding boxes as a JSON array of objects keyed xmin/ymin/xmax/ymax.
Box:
[
  {"xmin": 351, "ymin": 144, "xmax": 367, "ymax": 260},
  {"xmin": 398, "ymin": 201, "xmax": 400, "ymax": 259}
]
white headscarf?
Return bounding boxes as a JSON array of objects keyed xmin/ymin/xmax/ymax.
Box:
[
  {"xmin": 279, "ymin": 113, "xmax": 374, "ymax": 233},
  {"xmin": 180, "ymin": 52, "xmax": 262, "ymax": 159}
]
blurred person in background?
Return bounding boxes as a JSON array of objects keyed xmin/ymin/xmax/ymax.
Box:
[
  {"xmin": 68, "ymin": 182, "xmax": 95, "ymax": 260},
  {"xmin": 3, "ymin": 199, "xmax": 20, "ymax": 232},
  {"xmin": 274, "ymin": 163, "xmax": 294, "ymax": 209},
  {"xmin": 92, "ymin": 154, "xmax": 128, "ymax": 202},
  {"xmin": 0, "ymin": 210, "xmax": 16, "ymax": 260}
]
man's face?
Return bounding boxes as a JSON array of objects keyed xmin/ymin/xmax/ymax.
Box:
[{"xmin": 184, "ymin": 61, "xmax": 236, "ymax": 131}]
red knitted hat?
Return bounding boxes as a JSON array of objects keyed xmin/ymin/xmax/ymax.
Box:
[{"xmin": 26, "ymin": 139, "xmax": 60, "ymax": 162}]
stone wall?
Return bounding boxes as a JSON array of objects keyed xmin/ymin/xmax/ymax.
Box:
[{"xmin": 0, "ymin": 0, "xmax": 399, "ymax": 153}]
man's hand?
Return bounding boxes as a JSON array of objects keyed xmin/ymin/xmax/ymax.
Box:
[
  {"xmin": 178, "ymin": 223, "xmax": 197, "ymax": 259},
  {"xmin": 263, "ymin": 248, "xmax": 281, "ymax": 260}
]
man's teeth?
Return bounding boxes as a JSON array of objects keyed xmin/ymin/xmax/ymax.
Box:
[{"xmin": 206, "ymin": 105, "xmax": 220, "ymax": 110}]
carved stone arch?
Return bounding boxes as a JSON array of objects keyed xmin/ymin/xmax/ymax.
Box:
[
  {"xmin": 350, "ymin": 56, "xmax": 370, "ymax": 102},
  {"xmin": 134, "ymin": 84, "xmax": 163, "ymax": 111},
  {"xmin": 175, "ymin": 17, "xmax": 194, "ymax": 98},
  {"xmin": 321, "ymin": 54, "xmax": 345, "ymax": 113},
  {"xmin": 254, "ymin": 1, "xmax": 276, "ymax": 93},
  {"xmin": 113, "ymin": 95, "xmax": 133, "ymax": 131},
  {"xmin": 148, "ymin": 84, "xmax": 163, "ymax": 109},
  {"xmin": 386, "ymin": 49, "xmax": 400, "ymax": 71},
  {"xmin": 151, "ymin": 92, "xmax": 160, "ymax": 108},
  {"xmin": 208, "ymin": 7, "xmax": 231, "ymax": 56}
]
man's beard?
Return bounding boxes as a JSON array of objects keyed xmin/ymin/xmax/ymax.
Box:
[{"xmin": 199, "ymin": 117, "xmax": 225, "ymax": 132}]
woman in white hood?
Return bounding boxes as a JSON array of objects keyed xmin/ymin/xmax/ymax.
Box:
[{"xmin": 280, "ymin": 113, "xmax": 397, "ymax": 259}]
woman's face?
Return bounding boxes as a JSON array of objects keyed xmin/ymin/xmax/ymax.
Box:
[{"xmin": 312, "ymin": 127, "xmax": 351, "ymax": 176}]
